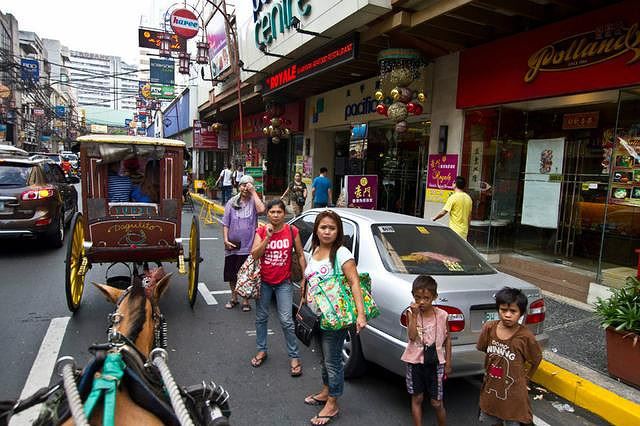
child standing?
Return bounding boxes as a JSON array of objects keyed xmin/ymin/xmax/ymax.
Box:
[
  {"xmin": 477, "ymin": 287, "xmax": 543, "ymax": 426},
  {"xmin": 401, "ymin": 275, "xmax": 451, "ymax": 426}
]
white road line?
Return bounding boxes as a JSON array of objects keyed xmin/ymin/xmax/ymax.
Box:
[
  {"xmin": 11, "ymin": 317, "xmax": 70, "ymax": 426},
  {"xmin": 211, "ymin": 290, "xmax": 232, "ymax": 295},
  {"xmin": 182, "ymin": 237, "xmax": 219, "ymax": 241},
  {"xmin": 198, "ymin": 282, "xmax": 217, "ymax": 305},
  {"xmin": 245, "ymin": 329, "xmax": 274, "ymax": 336}
]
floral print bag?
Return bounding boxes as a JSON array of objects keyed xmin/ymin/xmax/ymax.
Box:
[{"xmin": 312, "ymin": 259, "xmax": 380, "ymax": 330}]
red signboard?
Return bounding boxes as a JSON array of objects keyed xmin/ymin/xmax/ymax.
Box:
[
  {"xmin": 230, "ymin": 101, "xmax": 304, "ymax": 141},
  {"xmin": 427, "ymin": 155, "xmax": 459, "ymax": 190},
  {"xmin": 562, "ymin": 112, "xmax": 600, "ymax": 129},
  {"xmin": 346, "ymin": 175, "xmax": 378, "ymax": 209},
  {"xmin": 263, "ymin": 35, "xmax": 358, "ymax": 95},
  {"xmin": 457, "ymin": 0, "xmax": 640, "ymax": 109},
  {"xmin": 170, "ymin": 9, "xmax": 199, "ymax": 39}
]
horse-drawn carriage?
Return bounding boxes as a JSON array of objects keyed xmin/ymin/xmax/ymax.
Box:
[
  {"xmin": 0, "ymin": 135, "xmax": 231, "ymax": 425},
  {"xmin": 65, "ymin": 134, "xmax": 201, "ymax": 311}
]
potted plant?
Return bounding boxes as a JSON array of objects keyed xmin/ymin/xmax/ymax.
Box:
[
  {"xmin": 205, "ymin": 175, "xmax": 217, "ymax": 200},
  {"xmin": 594, "ymin": 275, "xmax": 640, "ymax": 387}
]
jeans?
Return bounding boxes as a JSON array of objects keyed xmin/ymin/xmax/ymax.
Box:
[
  {"xmin": 256, "ymin": 280, "xmax": 300, "ymax": 359},
  {"xmin": 221, "ymin": 185, "xmax": 233, "ymax": 204},
  {"xmin": 313, "ymin": 201, "xmax": 328, "ymax": 208},
  {"xmin": 317, "ymin": 328, "xmax": 348, "ymax": 397}
]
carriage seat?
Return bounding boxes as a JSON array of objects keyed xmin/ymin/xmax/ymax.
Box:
[{"xmin": 108, "ymin": 202, "xmax": 158, "ymax": 217}]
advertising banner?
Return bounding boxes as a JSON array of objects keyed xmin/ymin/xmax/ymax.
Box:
[
  {"xmin": 425, "ymin": 154, "xmax": 458, "ymax": 203},
  {"xmin": 138, "ymin": 29, "xmax": 186, "ymax": 52},
  {"xmin": 609, "ymin": 136, "xmax": 640, "ymax": 207},
  {"xmin": 20, "ymin": 58, "xmax": 39, "ymax": 83},
  {"xmin": 54, "ymin": 106, "xmax": 66, "ymax": 117},
  {"xmin": 150, "ymin": 58, "xmax": 175, "ymax": 85},
  {"xmin": 139, "ymin": 81, "xmax": 175, "ymax": 100},
  {"xmin": 521, "ymin": 138, "xmax": 565, "ymax": 228},
  {"xmin": 345, "ymin": 175, "xmax": 378, "ymax": 209},
  {"xmin": 207, "ymin": 11, "xmax": 231, "ymax": 77}
]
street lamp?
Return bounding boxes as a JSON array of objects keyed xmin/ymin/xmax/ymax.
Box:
[
  {"xmin": 196, "ymin": 35, "xmax": 210, "ymax": 65},
  {"xmin": 178, "ymin": 52, "xmax": 191, "ymax": 75},
  {"xmin": 159, "ymin": 33, "xmax": 172, "ymax": 58}
]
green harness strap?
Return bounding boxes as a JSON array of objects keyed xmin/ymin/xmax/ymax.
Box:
[{"xmin": 83, "ymin": 352, "xmax": 126, "ymax": 426}]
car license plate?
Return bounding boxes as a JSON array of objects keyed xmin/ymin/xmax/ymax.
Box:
[{"xmin": 484, "ymin": 311, "xmax": 500, "ymax": 322}]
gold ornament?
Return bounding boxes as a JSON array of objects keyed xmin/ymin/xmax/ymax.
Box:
[
  {"xmin": 390, "ymin": 88, "xmax": 399, "ymax": 99},
  {"xmin": 389, "ymin": 67, "xmax": 413, "ymax": 86},
  {"xmin": 387, "ymin": 102, "xmax": 408, "ymax": 122},
  {"xmin": 263, "ymin": 127, "xmax": 269, "ymax": 135},
  {"xmin": 374, "ymin": 90, "xmax": 384, "ymax": 101},
  {"xmin": 417, "ymin": 92, "xmax": 426, "ymax": 103}
]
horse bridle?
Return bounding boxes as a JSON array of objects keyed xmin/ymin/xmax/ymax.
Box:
[{"xmin": 107, "ymin": 285, "xmax": 168, "ymax": 362}]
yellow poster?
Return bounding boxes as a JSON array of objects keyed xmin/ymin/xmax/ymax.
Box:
[{"xmin": 425, "ymin": 188, "xmax": 453, "ymax": 203}]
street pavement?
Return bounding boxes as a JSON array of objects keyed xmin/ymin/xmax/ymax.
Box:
[{"xmin": 0, "ymin": 202, "xmax": 612, "ymax": 425}]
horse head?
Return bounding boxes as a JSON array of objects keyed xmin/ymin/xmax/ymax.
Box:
[{"xmin": 93, "ymin": 271, "xmax": 172, "ymax": 358}]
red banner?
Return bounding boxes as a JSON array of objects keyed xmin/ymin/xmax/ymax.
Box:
[
  {"xmin": 231, "ymin": 101, "xmax": 304, "ymax": 141},
  {"xmin": 193, "ymin": 120, "xmax": 219, "ymax": 150},
  {"xmin": 457, "ymin": 0, "xmax": 640, "ymax": 109}
]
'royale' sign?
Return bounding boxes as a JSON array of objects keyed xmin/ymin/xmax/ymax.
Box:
[{"xmin": 525, "ymin": 21, "xmax": 640, "ymax": 82}]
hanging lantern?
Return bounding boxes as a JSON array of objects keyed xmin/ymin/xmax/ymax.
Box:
[
  {"xmin": 159, "ymin": 33, "xmax": 172, "ymax": 58},
  {"xmin": 196, "ymin": 39, "xmax": 210, "ymax": 65},
  {"xmin": 178, "ymin": 52, "xmax": 191, "ymax": 75}
]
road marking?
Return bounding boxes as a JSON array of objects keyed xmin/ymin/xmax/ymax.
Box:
[
  {"xmin": 532, "ymin": 415, "xmax": 552, "ymax": 426},
  {"xmin": 11, "ymin": 317, "xmax": 70, "ymax": 426},
  {"xmin": 198, "ymin": 282, "xmax": 217, "ymax": 305},
  {"xmin": 211, "ymin": 290, "xmax": 232, "ymax": 295},
  {"xmin": 246, "ymin": 329, "xmax": 274, "ymax": 336},
  {"xmin": 182, "ymin": 237, "xmax": 219, "ymax": 241}
]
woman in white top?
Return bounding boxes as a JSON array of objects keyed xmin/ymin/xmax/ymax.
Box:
[{"xmin": 300, "ymin": 210, "xmax": 366, "ymax": 426}]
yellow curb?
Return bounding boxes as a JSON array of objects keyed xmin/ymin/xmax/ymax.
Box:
[{"xmin": 532, "ymin": 360, "xmax": 640, "ymax": 426}]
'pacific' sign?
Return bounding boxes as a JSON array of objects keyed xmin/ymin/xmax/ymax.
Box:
[{"xmin": 170, "ymin": 9, "xmax": 199, "ymax": 39}]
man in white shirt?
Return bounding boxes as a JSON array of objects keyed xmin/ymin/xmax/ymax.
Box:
[{"xmin": 215, "ymin": 164, "xmax": 235, "ymax": 204}]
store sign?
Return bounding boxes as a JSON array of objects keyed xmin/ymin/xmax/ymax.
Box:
[
  {"xmin": 263, "ymin": 36, "xmax": 358, "ymax": 95},
  {"xmin": 170, "ymin": 9, "xmax": 199, "ymax": 39},
  {"xmin": 207, "ymin": 11, "xmax": 231, "ymax": 77},
  {"xmin": 425, "ymin": 154, "xmax": 458, "ymax": 204},
  {"xmin": 54, "ymin": 106, "xmax": 66, "ymax": 117},
  {"xmin": 139, "ymin": 81, "xmax": 174, "ymax": 100},
  {"xmin": 90, "ymin": 124, "xmax": 108, "ymax": 133},
  {"xmin": 138, "ymin": 29, "xmax": 186, "ymax": 53},
  {"xmin": 562, "ymin": 112, "xmax": 600, "ymax": 129},
  {"xmin": 345, "ymin": 175, "xmax": 378, "ymax": 209},
  {"xmin": 610, "ymin": 136, "xmax": 640, "ymax": 207},
  {"xmin": 458, "ymin": 0, "xmax": 640, "ymax": 108},
  {"xmin": 253, "ymin": 0, "xmax": 312, "ymax": 48},
  {"xmin": 33, "ymin": 108, "xmax": 45, "ymax": 117},
  {"xmin": 150, "ymin": 58, "xmax": 175, "ymax": 85},
  {"xmin": 20, "ymin": 58, "xmax": 39, "ymax": 83}
]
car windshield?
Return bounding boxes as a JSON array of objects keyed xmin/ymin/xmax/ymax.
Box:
[
  {"xmin": 62, "ymin": 154, "xmax": 77, "ymax": 161},
  {"xmin": 371, "ymin": 224, "xmax": 495, "ymax": 275},
  {"xmin": 0, "ymin": 165, "xmax": 31, "ymax": 186}
]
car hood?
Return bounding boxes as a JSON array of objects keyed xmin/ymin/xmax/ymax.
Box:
[{"xmin": 388, "ymin": 271, "xmax": 541, "ymax": 293}]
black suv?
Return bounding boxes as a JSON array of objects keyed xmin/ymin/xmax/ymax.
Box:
[{"xmin": 0, "ymin": 157, "xmax": 79, "ymax": 247}]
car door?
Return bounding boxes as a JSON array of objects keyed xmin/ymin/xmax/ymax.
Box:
[{"xmin": 46, "ymin": 163, "xmax": 72, "ymax": 221}]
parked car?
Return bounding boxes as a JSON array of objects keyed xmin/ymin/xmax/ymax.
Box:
[
  {"xmin": 289, "ymin": 208, "xmax": 548, "ymax": 378},
  {"xmin": 0, "ymin": 156, "xmax": 79, "ymax": 247},
  {"xmin": 0, "ymin": 145, "xmax": 29, "ymax": 158}
]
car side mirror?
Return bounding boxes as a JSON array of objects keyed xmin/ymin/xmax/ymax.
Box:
[{"xmin": 67, "ymin": 176, "xmax": 80, "ymax": 184}]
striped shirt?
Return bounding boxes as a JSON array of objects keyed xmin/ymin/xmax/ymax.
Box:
[{"xmin": 108, "ymin": 174, "xmax": 132, "ymax": 202}]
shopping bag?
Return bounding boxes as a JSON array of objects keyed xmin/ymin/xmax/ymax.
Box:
[{"xmin": 234, "ymin": 256, "xmax": 261, "ymax": 299}]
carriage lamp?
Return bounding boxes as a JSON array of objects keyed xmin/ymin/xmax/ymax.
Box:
[
  {"xmin": 196, "ymin": 39, "xmax": 210, "ymax": 65},
  {"xmin": 159, "ymin": 33, "xmax": 172, "ymax": 58},
  {"xmin": 179, "ymin": 52, "xmax": 191, "ymax": 75}
]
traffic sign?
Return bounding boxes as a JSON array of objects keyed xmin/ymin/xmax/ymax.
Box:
[{"xmin": 170, "ymin": 9, "xmax": 199, "ymax": 39}]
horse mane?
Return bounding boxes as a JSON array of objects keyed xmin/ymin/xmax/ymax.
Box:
[{"xmin": 122, "ymin": 284, "xmax": 147, "ymax": 342}]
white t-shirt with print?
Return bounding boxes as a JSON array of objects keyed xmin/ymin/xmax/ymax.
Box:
[
  {"xmin": 219, "ymin": 168, "xmax": 233, "ymax": 186},
  {"xmin": 304, "ymin": 246, "xmax": 354, "ymax": 313}
]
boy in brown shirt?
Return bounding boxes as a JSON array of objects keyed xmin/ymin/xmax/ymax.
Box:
[{"xmin": 476, "ymin": 287, "xmax": 542, "ymax": 425}]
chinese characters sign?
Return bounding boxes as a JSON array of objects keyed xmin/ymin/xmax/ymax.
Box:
[
  {"xmin": 426, "ymin": 154, "xmax": 458, "ymax": 203},
  {"xmin": 346, "ymin": 175, "xmax": 378, "ymax": 209},
  {"xmin": 562, "ymin": 112, "xmax": 599, "ymax": 129}
]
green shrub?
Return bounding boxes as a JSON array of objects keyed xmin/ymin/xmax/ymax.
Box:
[{"xmin": 594, "ymin": 276, "xmax": 640, "ymax": 335}]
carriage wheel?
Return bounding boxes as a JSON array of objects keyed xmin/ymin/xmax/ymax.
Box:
[
  {"xmin": 187, "ymin": 215, "xmax": 200, "ymax": 308},
  {"xmin": 65, "ymin": 212, "xmax": 86, "ymax": 312}
]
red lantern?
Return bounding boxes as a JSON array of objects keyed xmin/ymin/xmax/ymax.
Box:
[
  {"xmin": 376, "ymin": 103, "xmax": 388, "ymax": 116},
  {"xmin": 413, "ymin": 104, "xmax": 423, "ymax": 115},
  {"xmin": 406, "ymin": 102, "xmax": 416, "ymax": 113}
]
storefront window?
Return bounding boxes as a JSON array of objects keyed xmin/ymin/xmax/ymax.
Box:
[{"xmin": 462, "ymin": 89, "xmax": 640, "ymax": 282}]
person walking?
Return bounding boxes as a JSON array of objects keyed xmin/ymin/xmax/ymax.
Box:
[
  {"xmin": 431, "ymin": 176, "xmax": 473, "ymax": 240},
  {"xmin": 250, "ymin": 199, "xmax": 306, "ymax": 376},
  {"xmin": 215, "ymin": 163, "xmax": 235, "ymax": 205},
  {"xmin": 311, "ymin": 167, "xmax": 332, "ymax": 208},
  {"xmin": 222, "ymin": 175, "xmax": 265, "ymax": 312},
  {"xmin": 281, "ymin": 172, "xmax": 307, "ymax": 216},
  {"xmin": 301, "ymin": 210, "xmax": 367, "ymax": 426}
]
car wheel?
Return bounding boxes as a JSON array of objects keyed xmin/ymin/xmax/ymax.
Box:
[
  {"xmin": 45, "ymin": 211, "xmax": 64, "ymax": 248},
  {"xmin": 343, "ymin": 326, "xmax": 367, "ymax": 379}
]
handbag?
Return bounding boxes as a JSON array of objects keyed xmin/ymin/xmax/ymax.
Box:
[
  {"xmin": 234, "ymin": 256, "xmax": 261, "ymax": 299},
  {"xmin": 296, "ymin": 196, "xmax": 306, "ymax": 206},
  {"xmin": 312, "ymin": 258, "xmax": 380, "ymax": 331},
  {"xmin": 289, "ymin": 225, "xmax": 303, "ymax": 283},
  {"xmin": 295, "ymin": 282, "xmax": 319, "ymax": 346}
]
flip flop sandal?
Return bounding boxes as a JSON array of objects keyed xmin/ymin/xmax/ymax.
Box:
[
  {"xmin": 241, "ymin": 303, "xmax": 252, "ymax": 312},
  {"xmin": 224, "ymin": 300, "xmax": 239, "ymax": 309},
  {"xmin": 310, "ymin": 412, "xmax": 339, "ymax": 425},
  {"xmin": 251, "ymin": 353, "xmax": 267, "ymax": 367},
  {"xmin": 290, "ymin": 363, "xmax": 303, "ymax": 377},
  {"xmin": 304, "ymin": 395, "xmax": 327, "ymax": 406}
]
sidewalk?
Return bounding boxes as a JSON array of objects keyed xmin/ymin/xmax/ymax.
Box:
[{"xmin": 533, "ymin": 292, "xmax": 640, "ymax": 426}]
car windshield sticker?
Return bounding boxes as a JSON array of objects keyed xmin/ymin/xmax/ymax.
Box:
[
  {"xmin": 378, "ymin": 225, "xmax": 395, "ymax": 233},
  {"xmin": 443, "ymin": 260, "xmax": 464, "ymax": 272},
  {"xmin": 416, "ymin": 226, "xmax": 429, "ymax": 234}
]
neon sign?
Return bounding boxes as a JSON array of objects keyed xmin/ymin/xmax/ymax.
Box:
[{"xmin": 263, "ymin": 36, "xmax": 358, "ymax": 95}]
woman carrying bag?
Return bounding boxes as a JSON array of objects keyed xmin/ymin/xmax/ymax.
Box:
[
  {"xmin": 301, "ymin": 210, "xmax": 367, "ymax": 426},
  {"xmin": 250, "ymin": 199, "xmax": 306, "ymax": 376}
]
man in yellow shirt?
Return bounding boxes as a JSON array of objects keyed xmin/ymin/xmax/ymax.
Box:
[{"xmin": 432, "ymin": 176, "xmax": 473, "ymax": 240}]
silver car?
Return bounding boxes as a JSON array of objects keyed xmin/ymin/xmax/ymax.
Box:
[{"xmin": 289, "ymin": 208, "xmax": 548, "ymax": 379}]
